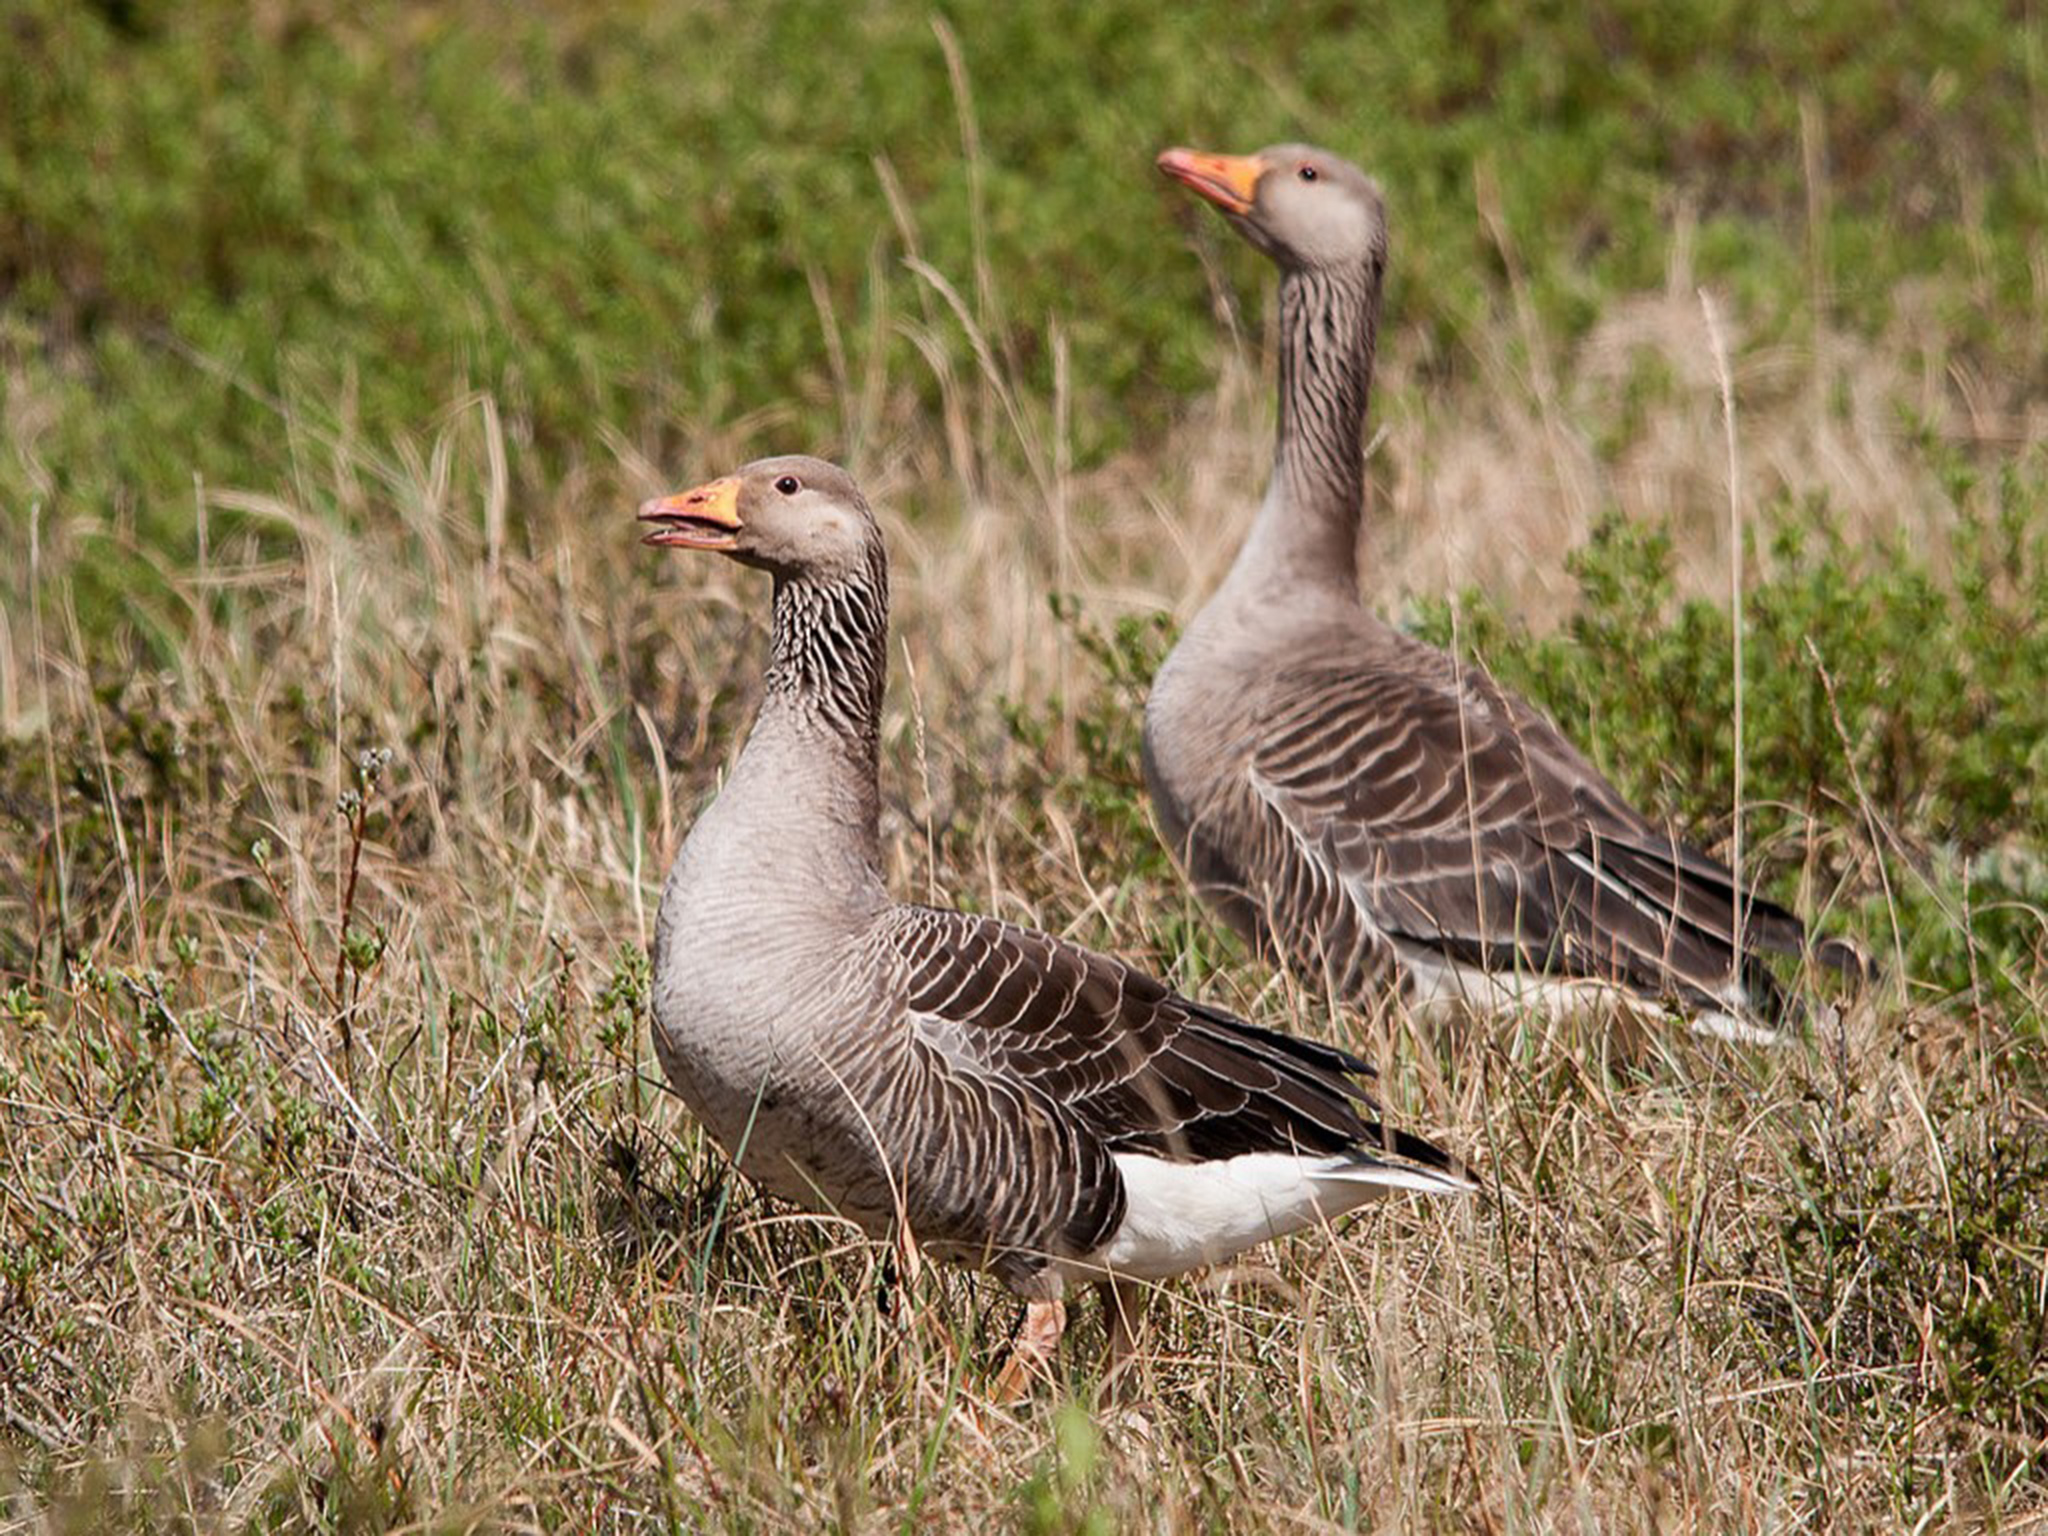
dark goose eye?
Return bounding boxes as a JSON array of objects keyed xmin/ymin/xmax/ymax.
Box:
[
  {"xmin": 774, "ymin": 475, "xmax": 801, "ymax": 495},
  {"xmin": 1297, "ymin": 164, "xmax": 1319, "ymax": 182}
]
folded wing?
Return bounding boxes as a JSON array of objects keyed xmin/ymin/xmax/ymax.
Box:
[
  {"xmin": 876, "ymin": 905, "xmax": 1460, "ymax": 1268},
  {"xmin": 1242, "ymin": 652, "xmax": 1819, "ymax": 1020}
]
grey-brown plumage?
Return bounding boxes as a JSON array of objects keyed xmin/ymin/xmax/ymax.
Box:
[
  {"xmin": 638, "ymin": 456, "xmax": 1467, "ymax": 1391},
  {"xmin": 1148, "ymin": 144, "xmax": 1850, "ymax": 1038}
]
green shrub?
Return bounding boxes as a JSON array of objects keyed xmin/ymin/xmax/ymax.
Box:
[
  {"xmin": 7, "ymin": 0, "xmax": 2045, "ymax": 576},
  {"xmin": 1770, "ymin": 1086, "xmax": 2048, "ymax": 1493}
]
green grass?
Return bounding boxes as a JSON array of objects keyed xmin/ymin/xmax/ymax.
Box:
[
  {"xmin": 7, "ymin": 0, "xmax": 2046, "ymax": 569},
  {"xmin": 4, "ymin": 0, "xmax": 2048, "ymax": 1529}
]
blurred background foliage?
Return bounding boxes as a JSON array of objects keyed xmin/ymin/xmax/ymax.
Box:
[
  {"xmin": 5, "ymin": 0, "xmax": 2043, "ymax": 559},
  {"xmin": 4, "ymin": 6, "xmax": 2048, "ymax": 1523}
]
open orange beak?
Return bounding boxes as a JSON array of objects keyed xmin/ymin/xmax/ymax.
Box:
[
  {"xmin": 1157, "ymin": 147, "xmax": 1265, "ymax": 215},
  {"xmin": 639, "ymin": 477, "xmax": 743, "ymax": 551}
]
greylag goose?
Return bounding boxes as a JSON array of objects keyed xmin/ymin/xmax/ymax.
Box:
[
  {"xmin": 638, "ymin": 454, "xmax": 1469, "ymax": 1397},
  {"xmin": 1147, "ymin": 144, "xmax": 1848, "ymax": 1042}
]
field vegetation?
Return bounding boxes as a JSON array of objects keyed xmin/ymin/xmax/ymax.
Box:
[{"xmin": 3, "ymin": 0, "xmax": 2047, "ymax": 1528}]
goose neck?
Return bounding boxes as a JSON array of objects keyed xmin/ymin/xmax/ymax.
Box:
[
  {"xmin": 747, "ymin": 548, "xmax": 890, "ymax": 876},
  {"xmin": 1236, "ymin": 259, "xmax": 1382, "ymax": 598}
]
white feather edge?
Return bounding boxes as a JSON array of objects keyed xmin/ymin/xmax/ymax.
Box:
[
  {"xmin": 1067, "ymin": 1148, "xmax": 1472, "ymax": 1282},
  {"xmin": 1397, "ymin": 940, "xmax": 1784, "ymax": 1046}
]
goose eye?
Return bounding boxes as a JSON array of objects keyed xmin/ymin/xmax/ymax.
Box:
[
  {"xmin": 774, "ymin": 475, "xmax": 801, "ymax": 496},
  {"xmin": 1297, "ymin": 164, "xmax": 1319, "ymax": 182}
]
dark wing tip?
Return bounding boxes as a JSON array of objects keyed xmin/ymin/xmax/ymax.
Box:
[{"xmin": 1366, "ymin": 1121, "xmax": 1470, "ymax": 1182}]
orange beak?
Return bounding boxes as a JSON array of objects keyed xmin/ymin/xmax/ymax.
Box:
[
  {"xmin": 638, "ymin": 477, "xmax": 743, "ymax": 551},
  {"xmin": 1156, "ymin": 147, "xmax": 1265, "ymax": 215}
]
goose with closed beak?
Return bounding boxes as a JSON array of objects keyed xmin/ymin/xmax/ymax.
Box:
[
  {"xmin": 1147, "ymin": 144, "xmax": 1856, "ymax": 1042},
  {"xmin": 637, "ymin": 455, "xmax": 1470, "ymax": 1399}
]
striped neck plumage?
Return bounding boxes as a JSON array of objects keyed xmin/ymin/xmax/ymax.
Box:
[
  {"xmin": 760, "ymin": 543, "xmax": 890, "ymax": 858},
  {"xmin": 766, "ymin": 543, "xmax": 890, "ymax": 744},
  {"xmin": 1248, "ymin": 257, "xmax": 1382, "ymax": 595}
]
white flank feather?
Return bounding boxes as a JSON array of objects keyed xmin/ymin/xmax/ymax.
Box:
[{"xmin": 1085, "ymin": 1149, "xmax": 1470, "ymax": 1280}]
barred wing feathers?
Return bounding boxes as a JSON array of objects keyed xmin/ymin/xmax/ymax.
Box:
[
  {"xmin": 1242, "ymin": 655, "xmax": 1816, "ymax": 1018},
  {"xmin": 876, "ymin": 905, "xmax": 1461, "ymax": 1267}
]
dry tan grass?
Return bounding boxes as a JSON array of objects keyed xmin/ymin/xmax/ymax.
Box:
[{"xmin": 1, "ymin": 274, "xmax": 2043, "ymax": 1530}]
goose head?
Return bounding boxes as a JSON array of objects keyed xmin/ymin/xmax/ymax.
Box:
[
  {"xmin": 1157, "ymin": 142, "xmax": 1386, "ymax": 272},
  {"xmin": 639, "ymin": 455, "xmax": 878, "ymax": 582}
]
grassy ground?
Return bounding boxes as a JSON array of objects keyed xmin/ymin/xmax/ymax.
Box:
[{"xmin": 5, "ymin": 1, "xmax": 2048, "ymax": 1530}]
